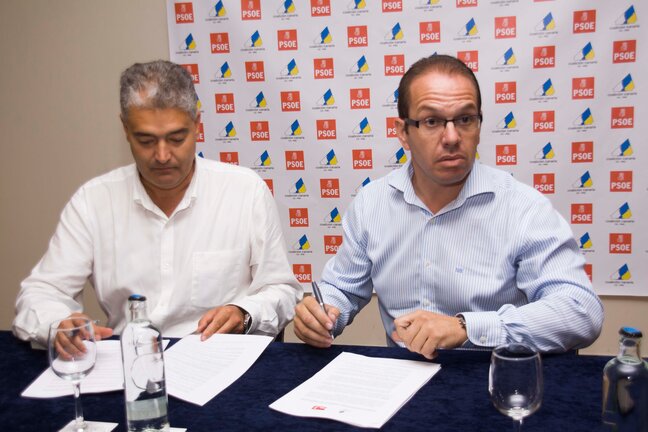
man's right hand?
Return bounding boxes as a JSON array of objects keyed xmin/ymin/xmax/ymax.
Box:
[
  {"xmin": 60, "ymin": 312, "xmax": 113, "ymax": 341},
  {"xmin": 293, "ymin": 296, "xmax": 339, "ymax": 348}
]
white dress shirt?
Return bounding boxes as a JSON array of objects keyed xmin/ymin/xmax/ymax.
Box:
[
  {"xmin": 14, "ymin": 157, "xmax": 303, "ymax": 345},
  {"xmin": 319, "ymin": 161, "xmax": 603, "ymax": 353}
]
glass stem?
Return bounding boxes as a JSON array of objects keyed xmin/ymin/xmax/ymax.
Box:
[
  {"xmin": 513, "ymin": 418, "xmax": 523, "ymax": 432},
  {"xmin": 73, "ymin": 381, "xmax": 86, "ymax": 431}
]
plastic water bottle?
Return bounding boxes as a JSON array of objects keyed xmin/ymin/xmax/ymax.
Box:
[
  {"xmin": 602, "ymin": 326, "xmax": 648, "ymax": 431},
  {"xmin": 120, "ymin": 295, "xmax": 170, "ymax": 432}
]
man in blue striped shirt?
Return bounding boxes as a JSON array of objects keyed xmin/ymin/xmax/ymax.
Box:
[{"xmin": 294, "ymin": 54, "xmax": 603, "ymax": 358}]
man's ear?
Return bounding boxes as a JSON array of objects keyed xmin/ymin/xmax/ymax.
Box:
[{"xmin": 394, "ymin": 118, "xmax": 410, "ymax": 151}]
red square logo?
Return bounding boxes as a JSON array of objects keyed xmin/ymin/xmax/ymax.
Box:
[
  {"xmin": 278, "ymin": 29, "xmax": 298, "ymax": 51},
  {"xmin": 210, "ymin": 33, "xmax": 230, "ymax": 54},
  {"xmin": 495, "ymin": 81, "xmax": 517, "ymax": 104},
  {"xmin": 250, "ymin": 121, "xmax": 270, "ymax": 141},
  {"xmin": 609, "ymin": 233, "xmax": 632, "ymax": 254},
  {"xmin": 419, "ymin": 21, "xmax": 441, "ymax": 44},
  {"xmin": 219, "ymin": 152, "xmax": 239, "ymax": 165},
  {"xmin": 386, "ymin": 117, "xmax": 398, "ymax": 138},
  {"xmin": 610, "ymin": 171, "xmax": 633, "ymax": 192},
  {"xmin": 456, "ymin": 0, "xmax": 478, "ymax": 7},
  {"xmin": 494, "ymin": 16, "xmax": 517, "ymax": 39},
  {"xmin": 281, "ymin": 91, "xmax": 301, "ymax": 112},
  {"xmin": 241, "ymin": 0, "xmax": 261, "ymax": 20},
  {"xmin": 320, "ymin": 178, "xmax": 340, "ymax": 198},
  {"xmin": 316, "ymin": 119, "xmax": 337, "ymax": 140},
  {"xmin": 289, "ymin": 208, "xmax": 309, "ymax": 227},
  {"xmin": 352, "ymin": 149, "xmax": 373, "ymax": 169},
  {"xmin": 285, "ymin": 150, "xmax": 305, "ymax": 170},
  {"xmin": 324, "ymin": 235, "xmax": 343, "ymax": 254},
  {"xmin": 572, "ymin": 77, "xmax": 595, "ymax": 99},
  {"xmin": 533, "ymin": 46, "xmax": 556, "ymax": 68},
  {"xmin": 571, "ymin": 141, "xmax": 594, "ymax": 163},
  {"xmin": 195, "ymin": 122, "xmax": 205, "ymax": 142},
  {"xmin": 350, "ymin": 88, "xmax": 371, "ymax": 110},
  {"xmin": 347, "ymin": 25, "xmax": 368, "ymax": 47},
  {"xmin": 571, "ymin": 203, "xmax": 593, "ymax": 224},
  {"xmin": 613, "ymin": 40, "xmax": 636, "ymax": 63},
  {"xmin": 533, "ymin": 111, "xmax": 555, "ymax": 132},
  {"xmin": 215, "ymin": 93, "xmax": 235, "ymax": 113},
  {"xmin": 611, "ymin": 107, "xmax": 634, "ymax": 129},
  {"xmin": 495, "ymin": 144, "xmax": 517, "ymax": 165},
  {"xmin": 263, "ymin": 178, "xmax": 274, "ymax": 196},
  {"xmin": 382, "ymin": 0, "xmax": 403, "ymax": 12},
  {"xmin": 584, "ymin": 263, "xmax": 592, "ymax": 281},
  {"xmin": 175, "ymin": 3, "xmax": 194, "ymax": 23},
  {"xmin": 245, "ymin": 61, "xmax": 265, "ymax": 82},
  {"xmin": 311, "ymin": 0, "xmax": 331, "ymax": 17},
  {"xmin": 293, "ymin": 264, "xmax": 312, "ymax": 283},
  {"xmin": 181, "ymin": 64, "xmax": 200, "ymax": 84},
  {"xmin": 457, "ymin": 50, "xmax": 478, "ymax": 72},
  {"xmin": 384, "ymin": 54, "xmax": 405, "ymax": 76},
  {"xmin": 533, "ymin": 173, "xmax": 555, "ymax": 194},
  {"xmin": 314, "ymin": 58, "xmax": 335, "ymax": 79},
  {"xmin": 573, "ymin": 10, "xmax": 596, "ymax": 33}
]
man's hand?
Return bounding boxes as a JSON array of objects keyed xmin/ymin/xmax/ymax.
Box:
[
  {"xmin": 196, "ymin": 305, "xmax": 245, "ymax": 341},
  {"xmin": 293, "ymin": 296, "xmax": 339, "ymax": 348},
  {"xmin": 60, "ymin": 312, "xmax": 113, "ymax": 341},
  {"xmin": 55, "ymin": 313, "xmax": 113, "ymax": 359},
  {"xmin": 392, "ymin": 310, "xmax": 468, "ymax": 359}
]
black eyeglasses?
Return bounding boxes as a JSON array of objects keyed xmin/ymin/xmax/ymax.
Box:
[{"xmin": 404, "ymin": 114, "xmax": 482, "ymax": 134}]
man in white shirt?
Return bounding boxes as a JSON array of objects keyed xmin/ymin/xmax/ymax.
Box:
[{"xmin": 14, "ymin": 60, "xmax": 303, "ymax": 346}]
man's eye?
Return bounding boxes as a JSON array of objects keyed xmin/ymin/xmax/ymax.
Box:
[
  {"xmin": 168, "ymin": 135, "xmax": 187, "ymax": 144},
  {"xmin": 423, "ymin": 118, "xmax": 442, "ymax": 128},
  {"xmin": 457, "ymin": 115, "xmax": 473, "ymax": 125},
  {"xmin": 137, "ymin": 139, "xmax": 155, "ymax": 146}
]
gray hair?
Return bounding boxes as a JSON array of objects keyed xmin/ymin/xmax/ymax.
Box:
[{"xmin": 119, "ymin": 60, "xmax": 199, "ymax": 120}]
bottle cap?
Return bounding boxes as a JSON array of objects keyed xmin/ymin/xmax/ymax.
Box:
[
  {"xmin": 128, "ymin": 294, "xmax": 147, "ymax": 302},
  {"xmin": 620, "ymin": 326, "xmax": 642, "ymax": 338}
]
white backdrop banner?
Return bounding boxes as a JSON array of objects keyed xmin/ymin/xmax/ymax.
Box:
[{"xmin": 166, "ymin": 0, "xmax": 646, "ymax": 296}]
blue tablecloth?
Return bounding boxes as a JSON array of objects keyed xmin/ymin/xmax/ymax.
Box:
[{"xmin": 0, "ymin": 331, "xmax": 611, "ymax": 431}]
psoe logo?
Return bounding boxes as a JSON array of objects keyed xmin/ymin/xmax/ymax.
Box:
[
  {"xmin": 386, "ymin": 117, "xmax": 398, "ymax": 138},
  {"xmin": 314, "ymin": 58, "xmax": 335, "ymax": 79},
  {"xmin": 277, "ymin": 29, "xmax": 298, "ymax": 51},
  {"xmin": 613, "ymin": 40, "xmax": 637, "ymax": 63},
  {"xmin": 320, "ymin": 178, "xmax": 340, "ymax": 198},
  {"xmin": 245, "ymin": 61, "xmax": 265, "ymax": 81},
  {"xmin": 384, "ymin": 54, "xmax": 405, "ymax": 76},
  {"xmin": 210, "ymin": 33, "xmax": 230, "ymax": 54},
  {"xmin": 311, "ymin": 0, "xmax": 331, "ymax": 17},
  {"xmin": 316, "ymin": 119, "xmax": 337, "ymax": 140},
  {"xmin": 215, "ymin": 93, "xmax": 235, "ymax": 113},
  {"xmin": 458, "ymin": 50, "xmax": 478, "ymax": 72},
  {"xmin": 324, "ymin": 235, "xmax": 343, "ymax": 254},
  {"xmin": 533, "ymin": 46, "xmax": 556, "ymax": 68},
  {"xmin": 175, "ymin": 2, "xmax": 194, "ymax": 23},
  {"xmin": 352, "ymin": 149, "xmax": 373, "ymax": 169},
  {"xmin": 250, "ymin": 121, "xmax": 270, "ymax": 141},
  {"xmin": 495, "ymin": 16, "xmax": 516, "ymax": 39},
  {"xmin": 293, "ymin": 264, "xmax": 312, "ymax": 283},
  {"xmin": 420, "ymin": 21, "xmax": 441, "ymax": 44},
  {"xmin": 533, "ymin": 173, "xmax": 555, "ymax": 194},
  {"xmin": 181, "ymin": 64, "xmax": 200, "ymax": 84},
  {"xmin": 496, "ymin": 144, "xmax": 517, "ymax": 166},
  {"xmin": 456, "ymin": 0, "xmax": 477, "ymax": 7},
  {"xmin": 611, "ymin": 107, "xmax": 634, "ymax": 129},
  {"xmin": 348, "ymin": 25, "xmax": 368, "ymax": 47},
  {"xmin": 572, "ymin": 77, "xmax": 594, "ymax": 99},
  {"xmin": 382, "ymin": 0, "xmax": 403, "ymax": 12},
  {"xmin": 610, "ymin": 171, "xmax": 633, "ymax": 192},
  {"xmin": 573, "ymin": 10, "xmax": 596, "ymax": 33},
  {"xmin": 281, "ymin": 91, "xmax": 301, "ymax": 112},
  {"xmin": 285, "ymin": 150, "xmax": 305, "ymax": 170},
  {"xmin": 495, "ymin": 81, "xmax": 516, "ymax": 104},
  {"xmin": 571, "ymin": 203, "xmax": 593, "ymax": 224},
  {"xmin": 571, "ymin": 141, "xmax": 594, "ymax": 163},
  {"xmin": 289, "ymin": 208, "xmax": 309, "ymax": 227},
  {"xmin": 533, "ymin": 111, "xmax": 555, "ymax": 132},
  {"xmin": 350, "ymin": 88, "xmax": 371, "ymax": 110},
  {"xmin": 609, "ymin": 233, "xmax": 632, "ymax": 254},
  {"xmin": 219, "ymin": 152, "xmax": 239, "ymax": 165},
  {"xmin": 241, "ymin": 0, "xmax": 262, "ymax": 20}
]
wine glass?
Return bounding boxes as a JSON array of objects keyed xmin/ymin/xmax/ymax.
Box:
[
  {"xmin": 48, "ymin": 317, "xmax": 97, "ymax": 432},
  {"xmin": 489, "ymin": 343, "xmax": 543, "ymax": 431}
]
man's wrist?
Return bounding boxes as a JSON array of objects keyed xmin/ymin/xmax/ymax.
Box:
[{"xmin": 235, "ymin": 306, "xmax": 252, "ymax": 334}]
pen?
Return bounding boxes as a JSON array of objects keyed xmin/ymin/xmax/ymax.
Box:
[{"xmin": 311, "ymin": 281, "xmax": 334, "ymax": 338}]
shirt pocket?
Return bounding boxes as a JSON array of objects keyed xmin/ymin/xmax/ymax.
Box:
[{"xmin": 191, "ymin": 250, "xmax": 243, "ymax": 307}]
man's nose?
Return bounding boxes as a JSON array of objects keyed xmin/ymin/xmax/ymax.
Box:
[
  {"xmin": 154, "ymin": 142, "xmax": 172, "ymax": 163},
  {"xmin": 441, "ymin": 121, "xmax": 461, "ymax": 145}
]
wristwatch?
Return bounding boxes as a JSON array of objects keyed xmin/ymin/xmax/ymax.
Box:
[
  {"xmin": 456, "ymin": 314, "xmax": 467, "ymax": 331},
  {"xmin": 237, "ymin": 307, "xmax": 252, "ymax": 334}
]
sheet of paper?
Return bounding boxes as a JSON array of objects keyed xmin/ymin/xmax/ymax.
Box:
[
  {"xmin": 164, "ymin": 334, "xmax": 272, "ymax": 406},
  {"xmin": 269, "ymin": 352, "xmax": 441, "ymax": 429}
]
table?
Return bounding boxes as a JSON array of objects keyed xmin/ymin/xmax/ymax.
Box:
[{"xmin": 0, "ymin": 331, "xmax": 611, "ymax": 431}]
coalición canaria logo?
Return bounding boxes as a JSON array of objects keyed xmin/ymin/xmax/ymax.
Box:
[{"xmin": 206, "ymin": 1, "xmax": 228, "ymax": 22}]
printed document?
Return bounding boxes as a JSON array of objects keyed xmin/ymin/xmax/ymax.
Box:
[{"xmin": 269, "ymin": 352, "xmax": 441, "ymax": 429}]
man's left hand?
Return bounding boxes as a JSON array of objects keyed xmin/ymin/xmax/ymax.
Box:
[
  {"xmin": 196, "ymin": 305, "xmax": 245, "ymax": 341},
  {"xmin": 392, "ymin": 310, "xmax": 468, "ymax": 359}
]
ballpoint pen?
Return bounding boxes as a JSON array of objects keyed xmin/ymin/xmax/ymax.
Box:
[{"xmin": 311, "ymin": 281, "xmax": 334, "ymax": 338}]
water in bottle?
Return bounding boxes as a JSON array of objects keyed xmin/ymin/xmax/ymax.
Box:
[
  {"xmin": 602, "ymin": 326, "xmax": 648, "ymax": 431},
  {"xmin": 121, "ymin": 294, "xmax": 170, "ymax": 432}
]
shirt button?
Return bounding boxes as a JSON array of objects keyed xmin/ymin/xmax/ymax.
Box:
[
  {"xmin": 422, "ymin": 299, "xmax": 431, "ymax": 307},
  {"xmin": 424, "ymin": 261, "xmax": 431, "ymax": 268},
  {"xmin": 480, "ymin": 336, "xmax": 487, "ymax": 344}
]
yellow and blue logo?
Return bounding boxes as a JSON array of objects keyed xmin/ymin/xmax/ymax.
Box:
[
  {"xmin": 295, "ymin": 235, "xmax": 311, "ymax": 251},
  {"xmin": 253, "ymin": 92, "xmax": 267, "ymax": 108},
  {"xmin": 319, "ymin": 89, "xmax": 335, "ymax": 106},
  {"xmin": 222, "ymin": 121, "xmax": 236, "ymax": 138},
  {"xmin": 287, "ymin": 120, "xmax": 302, "ymax": 136},
  {"xmin": 615, "ymin": 74, "xmax": 635, "ymax": 92},
  {"xmin": 249, "ymin": 30, "xmax": 263, "ymax": 47},
  {"xmin": 499, "ymin": 48, "xmax": 516, "ymax": 66},
  {"xmin": 327, "ymin": 207, "xmax": 342, "ymax": 223},
  {"xmin": 390, "ymin": 23, "xmax": 404, "ymax": 40},
  {"xmin": 219, "ymin": 62, "xmax": 232, "ymax": 78},
  {"xmin": 279, "ymin": 0, "xmax": 296, "ymax": 14},
  {"xmin": 394, "ymin": 147, "xmax": 407, "ymax": 164},
  {"xmin": 536, "ymin": 12, "xmax": 555, "ymax": 31},
  {"xmin": 361, "ymin": 177, "xmax": 371, "ymax": 187},
  {"xmin": 611, "ymin": 264, "xmax": 631, "ymax": 281},
  {"xmin": 579, "ymin": 232, "xmax": 593, "ymax": 249},
  {"xmin": 354, "ymin": 117, "xmax": 371, "ymax": 134},
  {"xmin": 575, "ymin": 42, "xmax": 595, "ymax": 61},
  {"xmin": 353, "ymin": 55, "xmax": 369, "ymax": 73},
  {"xmin": 258, "ymin": 150, "xmax": 272, "ymax": 167},
  {"xmin": 618, "ymin": 6, "xmax": 637, "ymax": 25},
  {"xmin": 386, "ymin": 89, "xmax": 399, "ymax": 104},
  {"xmin": 575, "ymin": 171, "xmax": 593, "ymax": 188},
  {"xmin": 350, "ymin": 0, "xmax": 367, "ymax": 10},
  {"xmin": 614, "ymin": 139, "xmax": 633, "ymax": 157},
  {"xmin": 293, "ymin": 178, "xmax": 307, "ymax": 194},
  {"xmin": 499, "ymin": 112, "xmax": 517, "ymax": 129},
  {"xmin": 322, "ymin": 149, "xmax": 338, "ymax": 166},
  {"xmin": 183, "ymin": 33, "xmax": 197, "ymax": 50},
  {"xmin": 537, "ymin": 78, "xmax": 555, "ymax": 97},
  {"xmin": 576, "ymin": 108, "xmax": 594, "ymax": 126},
  {"xmin": 612, "ymin": 202, "xmax": 632, "ymax": 219},
  {"xmin": 285, "ymin": 58, "xmax": 299, "ymax": 76},
  {"xmin": 210, "ymin": 1, "xmax": 227, "ymax": 17},
  {"xmin": 319, "ymin": 27, "xmax": 333, "ymax": 44},
  {"xmin": 461, "ymin": 18, "xmax": 478, "ymax": 36},
  {"xmin": 537, "ymin": 142, "xmax": 555, "ymax": 160}
]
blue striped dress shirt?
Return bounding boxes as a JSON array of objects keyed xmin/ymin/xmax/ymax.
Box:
[{"xmin": 319, "ymin": 161, "xmax": 604, "ymax": 353}]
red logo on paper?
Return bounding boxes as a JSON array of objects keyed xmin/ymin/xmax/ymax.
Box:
[
  {"xmin": 181, "ymin": 64, "xmax": 200, "ymax": 84},
  {"xmin": 293, "ymin": 264, "xmax": 312, "ymax": 283},
  {"xmin": 311, "ymin": 0, "xmax": 331, "ymax": 17},
  {"xmin": 573, "ymin": 10, "xmax": 596, "ymax": 33},
  {"xmin": 277, "ymin": 29, "xmax": 298, "ymax": 51},
  {"xmin": 352, "ymin": 149, "xmax": 373, "ymax": 169},
  {"xmin": 311, "ymin": 405, "xmax": 327, "ymax": 411},
  {"xmin": 324, "ymin": 235, "xmax": 343, "ymax": 254},
  {"xmin": 241, "ymin": 0, "xmax": 261, "ymax": 20},
  {"xmin": 384, "ymin": 54, "xmax": 405, "ymax": 76},
  {"xmin": 386, "ymin": 117, "xmax": 398, "ymax": 138},
  {"xmin": 250, "ymin": 121, "xmax": 270, "ymax": 141},
  {"xmin": 457, "ymin": 50, "xmax": 478, "ymax": 72},
  {"xmin": 419, "ymin": 21, "xmax": 441, "ymax": 44},
  {"xmin": 533, "ymin": 46, "xmax": 556, "ymax": 68},
  {"xmin": 289, "ymin": 208, "xmax": 309, "ymax": 227},
  {"xmin": 215, "ymin": 93, "xmax": 235, "ymax": 113},
  {"xmin": 263, "ymin": 178, "xmax": 274, "ymax": 196},
  {"xmin": 350, "ymin": 88, "xmax": 371, "ymax": 110},
  {"xmin": 320, "ymin": 178, "xmax": 340, "ymax": 198},
  {"xmin": 609, "ymin": 233, "xmax": 632, "ymax": 254},
  {"xmin": 613, "ymin": 40, "xmax": 636, "ymax": 63},
  {"xmin": 210, "ymin": 33, "xmax": 230, "ymax": 54},
  {"xmin": 571, "ymin": 203, "xmax": 593, "ymax": 224},
  {"xmin": 382, "ymin": 0, "xmax": 403, "ymax": 12},
  {"xmin": 494, "ymin": 16, "xmax": 516, "ymax": 39},
  {"xmin": 571, "ymin": 141, "xmax": 594, "ymax": 163},
  {"xmin": 610, "ymin": 171, "xmax": 633, "ymax": 192},
  {"xmin": 195, "ymin": 122, "xmax": 204, "ymax": 142},
  {"xmin": 280, "ymin": 91, "xmax": 301, "ymax": 112},
  {"xmin": 456, "ymin": 0, "xmax": 477, "ymax": 7},
  {"xmin": 495, "ymin": 144, "xmax": 517, "ymax": 166},
  {"xmin": 314, "ymin": 58, "xmax": 335, "ymax": 79},
  {"xmin": 611, "ymin": 107, "xmax": 634, "ymax": 129},
  {"xmin": 219, "ymin": 152, "xmax": 239, "ymax": 165},
  {"xmin": 175, "ymin": 3, "xmax": 194, "ymax": 23},
  {"xmin": 245, "ymin": 61, "xmax": 265, "ymax": 82},
  {"xmin": 584, "ymin": 263, "xmax": 592, "ymax": 282},
  {"xmin": 316, "ymin": 119, "xmax": 337, "ymax": 140},
  {"xmin": 495, "ymin": 81, "xmax": 517, "ymax": 104},
  {"xmin": 533, "ymin": 111, "xmax": 555, "ymax": 132},
  {"xmin": 533, "ymin": 173, "xmax": 555, "ymax": 194},
  {"xmin": 572, "ymin": 77, "xmax": 595, "ymax": 99},
  {"xmin": 347, "ymin": 25, "xmax": 368, "ymax": 47},
  {"xmin": 285, "ymin": 150, "xmax": 305, "ymax": 170}
]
